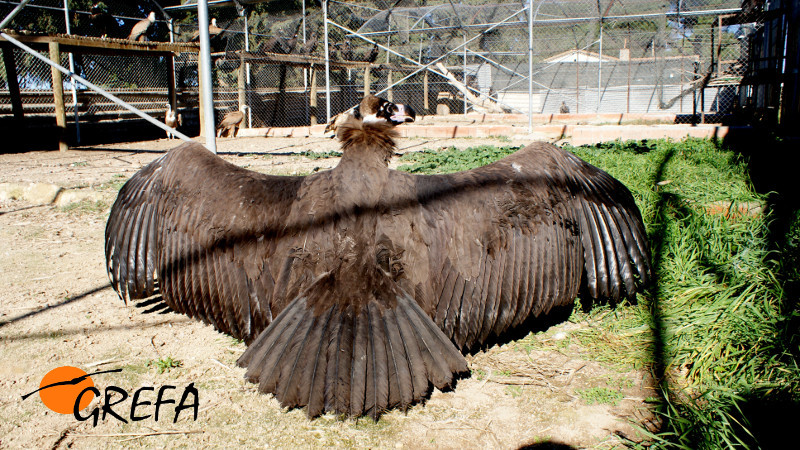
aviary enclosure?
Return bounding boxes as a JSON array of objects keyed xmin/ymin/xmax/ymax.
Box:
[{"xmin": 0, "ymin": 0, "xmax": 775, "ymax": 146}]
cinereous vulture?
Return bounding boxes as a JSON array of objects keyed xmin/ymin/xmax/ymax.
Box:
[
  {"xmin": 216, "ymin": 106, "xmax": 246, "ymax": 138},
  {"xmin": 105, "ymin": 95, "xmax": 651, "ymax": 420},
  {"xmin": 128, "ymin": 11, "xmax": 155, "ymax": 42}
]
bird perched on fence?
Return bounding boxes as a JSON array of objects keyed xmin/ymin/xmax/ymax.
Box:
[
  {"xmin": 355, "ymin": 43, "xmax": 379, "ymax": 63},
  {"xmin": 190, "ymin": 17, "xmax": 223, "ymax": 41},
  {"xmin": 89, "ymin": 2, "xmax": 119, "ymax": 39},
  {"xmin": 560, "ymin": 101, "xmax": 570, "ymax": 114},
  {"xmin": 294, "ymin": 31, "xmax": 318, "ymax": 55},
  {"xmin": 164, "ymin": 103, "xmax": 182, "ymax": 140},
  {"xmin": 105, "ymin": 94, "xmax": 651, "ymax": 420},
  {"xmin": 340, "ymin": 39, "xmax": 353, "ymax": 60},
  {"xmin": 258, "ymin": 33, "xmax": 294, "ymax": 54},
  {"xmin": 216, "ymin": 105, "xmax": 247, "ymax": 138},
  {"xmin": 128, "ymin": 11, "xmax": 156, "ymax": 42}
]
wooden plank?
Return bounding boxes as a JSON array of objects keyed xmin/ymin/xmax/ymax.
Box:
[
  {"xmin": 423, "ymin": 70, "xmax": 429, "ymax": 114},
  {"xmin": 2, "ymin": 44, "xmax": 24, "ymax": 122},
  {"xmin": 387, "ymin": 70, "xmax": 393, "ymax": 102},
  {"xmin": 238, "ymin": 53, "xmax": 246, "ymax": 111},
  {"xmin": 167, "ymin": 54, "xmax": 177, "ymax": 111},
  {"xmin": 0, "ymin": 32, "xmax": 197, "ymax": 55},
  {"xmin": 309, "ymin": 66, "xmax": 318, "ymax": 126},
  {"xmin": 363, "ymin": 65, "xmax": 371, "ymax": 96},
  {"xmin": 49, "ymin": 42, "xmax": 67, "ymax": 151},
  {"xmin": 434, "ymin": 62, "xmax": 504, "ymax": 113}
]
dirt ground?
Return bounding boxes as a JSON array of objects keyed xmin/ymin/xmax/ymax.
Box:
[{"xmin": 0, "ymin": 134, "xmax": 656, "ymax": 449}]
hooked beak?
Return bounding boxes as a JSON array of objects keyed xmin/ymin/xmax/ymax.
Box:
[{"xmin": 390, "ymin": 104, "xmax": 416, "ymax": 125}]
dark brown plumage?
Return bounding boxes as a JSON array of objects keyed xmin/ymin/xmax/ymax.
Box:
[
  {"xmin": 106, "ymin": 95, "xmax": 651, "ymax": 420},
  {"xmin": 294, "ymin": 32, "xmax": 318, "ymax": 55},
  {"xmin": 364, "ymin": 44, "xmax": 379, "ymax": 63},
  {"xmin": 216, "ymin": 107, "xmax": 245, "ymax": 138},
  {"xmin": 128, "ymin": 11, "xmax": 155, "ymax": 42},
  {"xmin": 89, "ymin": 2, "xmax": 119, "ymax": 39},
  {"xmin": 258, "ymin": 34, "xmax": 293, "ymax": 54}
]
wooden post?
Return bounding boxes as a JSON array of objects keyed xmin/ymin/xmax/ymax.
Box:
[
  {"xmin": 423, "ymin": 69, "xmax": 429, "ymax": 114},
  {"xmin": 2, "ymin": 44, "xmax": 24, "ymax": 123},
  {"xmin": 167, "ymin": 53, "xmax": 177, "ymax": 111},
  {"xmin": 363, "ymin": 65, "xmax": 371, "ymax": 96},
  {"xmin": 49, "ymin": 42, "xmax": 67, "ymax": 151},
  {"xmin": 238, "ymin": 52, "xmax": 246, "ymax": 110},
  {"xmin": 387, "ymin": 70, "xmax": 393, "ymax": 102},
  {"xmin": 309, "ymin": 65, "xmax": 318, "ymax": 125}
]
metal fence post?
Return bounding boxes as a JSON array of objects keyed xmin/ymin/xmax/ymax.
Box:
[
  {"xmin": 197, "ymin": 0, "xmax": 217, "ymax": 153},
  {"xmin": 323, "ymin": 0, "xmax": 331, "ymax": 123}
]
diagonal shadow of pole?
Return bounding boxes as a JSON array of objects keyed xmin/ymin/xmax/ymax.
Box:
[
  {"xmin": 0, "ymin": 284, "xmax": 112, "ymax": 329},
  {"xmin": 645, "ymin": 146, "xmax": 676, "ymax": 429}
]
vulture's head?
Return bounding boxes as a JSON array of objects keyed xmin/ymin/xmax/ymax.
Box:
[
  {"xmin": 325, "ymin": 95, "xmax": 415, "ymax": 138},
  {"xmin": 333, "ymin": 96, "xmax": 416, "ymax": 155},
  {"xmin": 354, "ymin": 95, "xmax": 416, "ymax": 127}
]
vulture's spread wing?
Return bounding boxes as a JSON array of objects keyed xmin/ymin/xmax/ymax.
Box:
[
  {"xmin": 380, "ymin": 142, "xmax": 652, "ymax": 351},
  {"xmin": 106, "ymin": 108, "xmax": 650, "ymax": 420},
  {"xmin": 105, "ymin": 142, "xmax": 303, "ymax": 342}
]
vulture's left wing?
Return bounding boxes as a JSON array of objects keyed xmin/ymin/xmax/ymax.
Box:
[{"xmin": 381, "ymin": 142, "xmax": 652, "ymax": 351}]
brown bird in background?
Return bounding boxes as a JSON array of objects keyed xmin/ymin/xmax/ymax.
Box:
[
  {"xmin": 89, "ymin": 2, "xmax": 119, "ymax": 38},
  {"xmin": 216, "ymin": 106, "xmax": 246, "ymax": 138},
  {"xmin": 106, "ymin": 94, "xmax": 651, "ymax": 420},
  {"xmin": 164, "ymin": 103, "xmax": 182, "ymax": 140},
  {"xmin": 190, "ymin": 17, "xmax": 223, "ymax": 42},
  {"xmin": 294, "ymin": 31, "xmax": 318, "ymax": 55},
  {"xmin": 128, "ymin": 11, "xmax": 155, "ymax": 42},
  {"xmin": 364, "ymin": 44, "xmax": 379, "ymax": 63}
]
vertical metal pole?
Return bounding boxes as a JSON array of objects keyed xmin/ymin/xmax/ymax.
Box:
[
  {"xmin": 323, "ymin": 0, "xmax": 331, "ymax": 122},
  {"xmin": 528, "ymin": 3, "xmax": 533, "ymax": 132},
  {"xmin": 63, "ymin": 0, "xmax": 80, "ymax": 143},
  {"xmin": 598, "ymin": 22, "xmax": 602, "ymax": 113},
  {"xmin": 302, "ymin": 0, "xmax": 308, "ymax": 123},
  {"xmin": 463, "ymin": 34, "xmax": 467, "ymax": 115},
  {"xmin": 244, "ymin": 11, "xmax": 252, "ymax": 128},
  {"xmin": 197, "ymin": 0, "xmax": 216, "ymax": 153}
]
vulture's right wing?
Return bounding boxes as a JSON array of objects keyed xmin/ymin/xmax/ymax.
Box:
[{"xmin": 105, "ymin": 142, "xmax": 304, "ymax": 342}]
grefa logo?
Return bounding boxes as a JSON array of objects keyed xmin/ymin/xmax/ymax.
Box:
[{"xmin": 22, "ymin": 366, "xmax": 199, "ymax": 426}]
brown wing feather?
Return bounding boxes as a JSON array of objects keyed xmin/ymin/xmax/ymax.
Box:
[
  {"xmin": 105, "ymin": 142, "xmax": 303, "ymax": 342},
  {"xmin": 218, "ymin": 111, "xmax": 244, "ymax": 130},
  {"xmin": 379, "ymin": 141, "xmax": 651, "ymax": 351}
]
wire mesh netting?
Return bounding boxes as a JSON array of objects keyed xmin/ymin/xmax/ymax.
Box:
[{"xmin": 0, "ymin": 0, "xmax": 774, "ymax": 133}]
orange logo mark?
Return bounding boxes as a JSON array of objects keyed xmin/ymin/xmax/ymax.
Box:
[{"xmin": 37, "ymin": 366, "xmax": 96, "ymax": 414}]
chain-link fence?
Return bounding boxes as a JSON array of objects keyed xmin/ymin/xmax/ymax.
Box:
[{"xmin": 0, "ymin": 0, "xmax": 776, "ymax": 137}]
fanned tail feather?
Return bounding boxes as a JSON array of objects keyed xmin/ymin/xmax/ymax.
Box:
[{"xmin": 237, "ymin": 284, "xmax": 468, "ymax": 419}]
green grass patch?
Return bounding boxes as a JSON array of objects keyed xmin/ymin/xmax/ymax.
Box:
[
  {"xmin": 96, "ymin": 174, "xmax": 128, "ymax": 191},
  {"xmin": 299, "ymin": 150, "xmax": 342, "ymax": 160},
  {"xmin": 148, "ymin": 356, "xmax": 183, "ymax": 374},
  {"xmin": 407, "ymin": 138, "xmax": 800, "ymax": 448},
  {"xmin": 576, "ymin": 386, "xmax": 624, "ymax": 406},
  {"xmin": 58, "ymin": 199, "xmax": 109, "ymax": 215},
  {"xmin": 397, "ymin": 145, "xmax": 521, "ymax": 174}
]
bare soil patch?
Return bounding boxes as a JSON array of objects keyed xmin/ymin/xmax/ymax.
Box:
[{"xmin": 0, "ymin": 135, "xmax": 654, "ymax": 449}]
